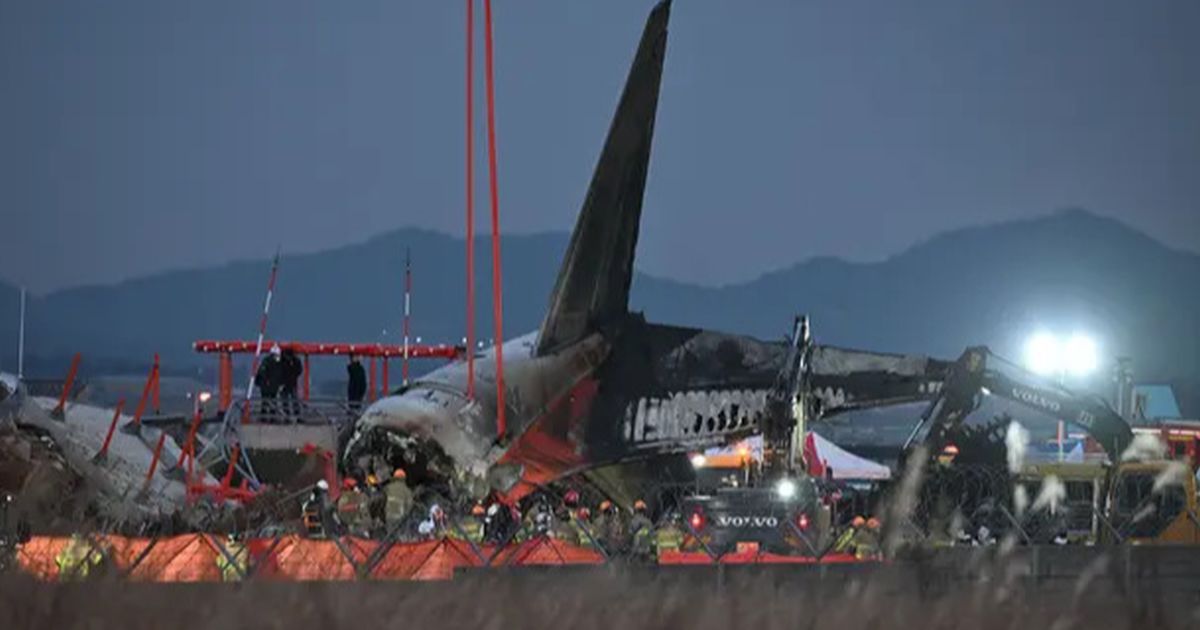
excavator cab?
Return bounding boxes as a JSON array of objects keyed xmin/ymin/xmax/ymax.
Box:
[
  {"xmin": 1104, "ymin": 461, "xmax": 1200, "ymax": 545},
  {"xmin": 1017, "ymin": 462, "xmax": 1108, "ymax": 544}
]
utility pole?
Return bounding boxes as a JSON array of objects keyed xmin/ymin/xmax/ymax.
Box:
[
  {"xmin": 403, "ymin": 247, "xmax": 412, "ymax": 386},
  {"xmin": 17, "ymin": 287, "xmax": 26, "ymax": 380}
]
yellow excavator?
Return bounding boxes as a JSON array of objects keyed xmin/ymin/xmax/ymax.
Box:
[{"xmin": 910, "ymin": 347, "xmax": 1199, "ymax": 545}]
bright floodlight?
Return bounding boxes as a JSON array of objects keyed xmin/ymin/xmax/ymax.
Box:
[
  {"xmin": 1024, "ymin": 332, "xmax": 1061, "ymax": 376},
  {"xmin": 776, "ymin": 478, "xmax": 797, "ymax": 500},
  {"xmin": 690, "ymin": 453, "xmax": 707, "ymax": 469},
  {"xmin": 1063, "ymin": 334, "xmax": 1098, "ymax": 376},
  {"xmin": 198, "ymin": 391, "xmax": 213, "ymax": 404}
]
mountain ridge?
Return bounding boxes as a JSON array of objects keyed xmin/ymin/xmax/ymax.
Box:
[{"xmin": 1, "ymin": 210, "xmax": 1196, "ymax": 388}]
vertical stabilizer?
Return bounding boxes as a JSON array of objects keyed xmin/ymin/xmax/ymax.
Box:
[{"xmin": 536, "ymin": 1, "xmax": 671, "ymax": 355}]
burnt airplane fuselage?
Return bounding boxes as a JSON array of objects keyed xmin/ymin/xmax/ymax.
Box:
[
  {"xmin": 342, "ymin": 315, "xmax": 948, "ymax": 500},
  {"xmin": 342, "ymin": 1, "xmax": 949, "ymax": 503}
]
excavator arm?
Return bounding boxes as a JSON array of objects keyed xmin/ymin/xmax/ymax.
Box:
[
  {"xmin": 759, "ymin": 315, "xmax": 953, "ymax": 475},
  {"xmin": 905, "ymin": 346, "xmax": 1134, "ymax": 460},
  {"xmin": 762, "ymin": 315, "xmax": 812, "ymax": 474}
]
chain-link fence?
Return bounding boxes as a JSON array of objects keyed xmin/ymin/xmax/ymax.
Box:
[
  {"xmin": 2, "ymin": 478, "xmax": 871, "ymax": 582},
  {"xmin": 8, "ymin": 455, "xmax": 1200, "ymax": 583}
]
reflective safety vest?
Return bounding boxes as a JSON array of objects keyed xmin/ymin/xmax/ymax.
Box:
[
  {"xmin": 852, "ymin": 529, "xmax": 881, "ymax": 560},
  {"xmin": 655, "ymin": 525, "xmax": 683, "ymax": 555},
  {"xmin": 593, "ymin": 514, "xmax": 629, "ymax": 551},
  {"xmin": 55, "ymin": 536, "xmax": 104, "ymax": 581},
  {"xmin": 571, "ymin": 520, "xmax": 597, "ymax": 548},
  {"xmin": 831, "ymin": 527, "xmax": 858, "ymax": 554},
  {"xmin": 302, "ymin": 499, "xmax": 325, "ymax": 538},
  {"xmin": 383, "ymin": 482, "xmax": 413, "ymax": 526},
  {"xmin": 450, "ymin": 518, "xmax": 484, "ymax": 544},
  {"xmin": 629, "ymin": 515, "xmax": 654, "ymax": 555},
  {"xmin": 550, "ymin": 520, "xmax": 579, "ymax": 545},
  {"xmin": 215, "ymin": 541, "xmax": 248, "ymax": 582},
  {"xmin": 336, "ymin": 491, "xmax": 368, "ymax": 532}
]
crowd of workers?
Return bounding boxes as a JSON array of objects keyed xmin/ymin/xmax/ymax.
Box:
[
  {"xmin": 299, "ymin": 476, "xmax": 683, "ymax": 561},
  {"xmin": 33, "ymin": 478, "xmax": 888, "ymax": 579},
  {"xmin": 293, "ymin": 469, "xmax": 892, "ymax": 562}
]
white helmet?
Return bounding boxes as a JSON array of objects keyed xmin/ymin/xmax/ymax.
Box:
[
  {"xmin": 316, "ymin": 479, "xmax": 329, "ymax": 491},
  {"xmin": 271, "ymin": 344, "xmax": 282, "ymax": 356}
]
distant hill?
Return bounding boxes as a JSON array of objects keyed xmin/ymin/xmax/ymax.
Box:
[
  {"xmin": 2, "ymin": 210, "xmax": 1198, "ymax": 390},
  {"xmin": 634, "ymin": 209, "xmax": 1200, "ymax": 384}
]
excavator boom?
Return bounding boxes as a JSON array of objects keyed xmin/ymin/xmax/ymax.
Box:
[{"xmin": 906, "ymin": 346, "xmax": 1134, "ymax": 459}]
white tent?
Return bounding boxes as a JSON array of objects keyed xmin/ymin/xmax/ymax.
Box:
[
  {"xmin": 702, "ymin": 432, "xmax": 892, "ymax": 481},
  {"xmin": 806, "ymin": 431, "xmax": 892, "ymax": 481}
]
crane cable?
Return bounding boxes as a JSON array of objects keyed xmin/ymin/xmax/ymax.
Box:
[{"xmin": 483, "ymin": 0, "xmax": 507, "ymax": 439}]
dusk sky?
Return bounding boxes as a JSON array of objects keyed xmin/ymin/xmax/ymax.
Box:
[{"xmin": 2, "ymin": 0, "xmax": 1197, "ymax": 293}]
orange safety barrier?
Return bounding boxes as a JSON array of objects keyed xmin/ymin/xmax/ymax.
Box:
[
  {"xmin": 368, "ymin": 538, "xmax": 480, "ymax": 581},
  {"xmin": 272, "ymin": 536, "xmax": 377, "ymax": 581},
  {"xmin": 14, "ymin": 534, "xmax": 871, "ymax": 582},
  {"xmin": 105, "ymin": 536, "xmax": 155, "ymax": 573},
  {"xmin": 16, "ymin": 534, "xmax": 220, "ymax": 582},
  {"xmin": 16, "ymin": 536, "xmax": 69, "ymax": 579},
  {"xmin": 493, "ymin": 536, "xmax": 605, "ymax": 567},
  {"xmin": 127, "ymin": 535, "xmax": 220, "ymax": 582}
]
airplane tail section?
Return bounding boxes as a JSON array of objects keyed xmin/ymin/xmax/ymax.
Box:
[{"xmin": 536, "ymin": 0, "xmax": 671, "ymax": 355}]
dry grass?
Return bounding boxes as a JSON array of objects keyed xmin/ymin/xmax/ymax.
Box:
[{"xmin": 1, "ymin": 560, "xmax": 1196, "ymax": 630}]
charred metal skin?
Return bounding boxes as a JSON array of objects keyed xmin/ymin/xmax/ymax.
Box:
[
  {"xmin": 343, "ymin": 332, "xmax": 610, "ymax": 498},
  {"xmin": 342, "ymin": 316, "xmax": 951, "ymax": 501},
  {"xmin": 343, "ymin": 1, "xmax": 954, "ymax": 504}
]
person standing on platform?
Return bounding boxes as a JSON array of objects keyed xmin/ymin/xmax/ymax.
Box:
[
  {"xmin": 280, "ymin": 347, "xmax": 303, "ymax": 420},
  {"xmin": 255, "ymin": 345, "xmax": 284, "ymax": 422},
  {"xmin": 347, "ymin": 355, "xmax": 367, "ymax": 412}
]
